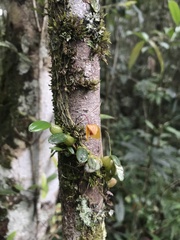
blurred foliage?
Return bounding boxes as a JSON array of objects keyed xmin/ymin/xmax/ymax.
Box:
[
  {"xmin": 100, "ymin": 0, "xmax": 180, "ymax": 239},
  {"xmin": 47, "ymin": 203, "xmax": 62, "ymax": 240}
]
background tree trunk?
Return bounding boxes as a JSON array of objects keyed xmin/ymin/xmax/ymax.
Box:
[
  {"xmin": 0, "ymin": 1, "xmax": 58, "ymax": 239},
  {"xmin": 48, "ymin": 0, "xmax": 109, "ymax": 239}
]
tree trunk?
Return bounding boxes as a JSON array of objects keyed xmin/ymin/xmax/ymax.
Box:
[
  {"xmin": 0, "ymin": 1, "xmax": 58, "ymax": 239},
  {"xmin": 48, "ymin": 0, "xmax": 109, "ymax": 239}
]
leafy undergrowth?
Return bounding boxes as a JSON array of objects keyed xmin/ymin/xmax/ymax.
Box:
[{"xmin": 101, "ymin": 0, "xmax": 180, "ymax": 239}]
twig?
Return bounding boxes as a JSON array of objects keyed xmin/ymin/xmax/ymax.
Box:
[{"xmin": 32, "ymin": 0, "xmax": 41, "ymax": 32}]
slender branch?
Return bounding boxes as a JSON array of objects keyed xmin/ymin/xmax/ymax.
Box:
[{"xmin": 32, "ymin": 0, "xmax": 41, "ymax": 32}]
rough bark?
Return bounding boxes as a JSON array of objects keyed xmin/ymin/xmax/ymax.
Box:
[
  {"xmin": 48, "ymin": 0, "xmax": 109, "ymax": 239},
  {"xmin": 0, "ymin": 1, "xmax": 58, "ymax": 239}
]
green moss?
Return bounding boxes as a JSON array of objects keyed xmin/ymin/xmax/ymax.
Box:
[
  {"xmin": 79, "ymin": 79, "xmax": 100, "ymax": 90},
  {"xmin": 85, "ymin": 11, "xmax": 111, "ymax": 62},
  {"xmin": 48, "ymin": 1, "xmax": 110, "ymax": 134},
  {"xmin": 48, "ymin": 11, "xmax": 85, "ymax": 131}
]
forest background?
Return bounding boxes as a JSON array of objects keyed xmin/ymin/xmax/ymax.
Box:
[{"xmin": 0, "ymin": 0, "xmax": 180, "ymax": 240}]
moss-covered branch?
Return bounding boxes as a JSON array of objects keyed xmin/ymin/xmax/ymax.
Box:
[{"xmin": 48, "ymin": 0, "xmax": 110, "ymax": 239}]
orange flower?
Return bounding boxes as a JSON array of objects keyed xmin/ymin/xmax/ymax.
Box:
[{"xmin": 86, "ymin": 124, "xmax": 101, "ymax": 140}]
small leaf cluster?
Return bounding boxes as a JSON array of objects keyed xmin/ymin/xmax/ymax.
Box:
[
  {"xmin": 128, "ymin": 32, "xmax": 164, "ymax": 74},
  {"xmin": 29, "ymin": 120, "xmax": 76, "ymax": 157},
  {"xmin": 40, "ymin": 172, "xmax": 57, "ymax": 199},
  {"xmin": 128, "ymin": 1, "xmax": 180, "ymax": 74},
  {"xmin": 76, "ymin": 146, "xmax": 124, "ymax": 187},
  {"xmin": 28, "ymin": 120, "xmax": 124, "ymax": 188},
  {"xmin": 102, "ymin": 155, "xmax": 124, "ymax": 188},
  {"xmin": 76, "ymin": 146, "xmax": 102, "ymax": 173}
]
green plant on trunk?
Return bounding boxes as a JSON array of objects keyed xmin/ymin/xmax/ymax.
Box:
[
  {"xmin": 28, "ymin": 118, "xmax": 124, "ymax": 239},
  {"xmin": 28, "ymin": 120, "xmax": 124, "ymax": 184}
]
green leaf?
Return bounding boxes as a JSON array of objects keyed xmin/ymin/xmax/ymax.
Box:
[
  {"xmin": 0, "ymin": 188, "xmax": 16, "ymax": 195},
  {"xmin": 49, "ymin": 146, "xmax": 63, "ymax": 151},
  {"xmin": 64, "ymin": 134, "xmax": 76, "ymax": 146},
  {"xmin": 0, "ymin": 41, "xmax": 18, "ymax": 52},
  {"xmin": 28, "ymin": 184, "xmax": 39, "ymax": 190},
  {"xmin": 100, "ymin": 114, "xmax": 115, "ymax": 120},
  {"xmin": 128, "ymin": 40, "xmax": 145, "ymax": 69},
  {"xmin": 76, "ymin": 147, "xmax": 89, "ymax": 163},
  {"xmin": 122, "ymin": 1, "xmax": 137, "ymax": 7},
  {"xmin": 168, "ymin": 0, "xmax": 180, "ymax": 25},
  {"xmin": 166, "ymin": 126, "xmax": 180, "ymax": 139},
  {"xmin": 18, "ymin": 53, "xmax": 31, "ymax": 64},
  {"xmin": 48, "ymin": 133, "xmax": 66, "ymax": 145},
  {"xmin": 150, "ymin": 233, "xmax": 161, "ymax": 240},
  {"xmin": 85, "ymin": 156, "xmax": 102, "ymax": 173},
  {"xmin": 41, "ymin": 173, "xmax": 48, "ymax": 199},
  {"xmin": 28, "ymin": 120, "xmax": 51, "ymax": 132},
  {"xmin": 105, "ymin": 163, "xmax": 116, "ymax": 181},
  {"xmin": 110, "ymin": 155, "xmax": 121, "ymax": 166},
  {"xmin": 7, "ymin": 231, "xmax": 17, "ymax": 240},
  {"xmin": 47, "ymin": 173, "xmax": 57, "ymax": 183},
  {"xmin": 145, "ymin": 119, "xmax": 155, "ymax": 130},
  {"xmin": 116, "ymin": 165, "xmax": 124, "ymax": 181},
  {"xmin": 149, "ymin": 40, "xmax": 164, "ymax": 74},
  {"xmin": 13, "ymin": 184, "xmax": 24, "ymax": 191},
  {"xmin": 68, "ymin": 147, "xmax": 75, "ymax": 155},
  {"xmin": 164, "ymin": 27, "xmax": 175, "ymax": 38},
  {"xmin": 133, "ymin": 32, "xmax": 149, "ymax": 41},
  {"xmin": 41, "ymin": 173, "xmax": 48, "ymax": 190}
]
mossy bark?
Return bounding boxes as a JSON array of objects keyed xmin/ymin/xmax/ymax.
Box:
[
  {"xmin": 0, "ymin": 0, "xmax": 39, "ymax": 168},
  {"xmin": 48, "ymin": 0, "xmax": 109, "ymax": 239},
  {"xmin": 0, "ymin": 2, "xmax": 40, "ymax": 237},
  {"xmin": 0, "ymin": 1, "xmax": 57, "ymax": 239}
]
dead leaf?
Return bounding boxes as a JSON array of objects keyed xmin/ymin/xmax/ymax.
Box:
[{"xmin": 86, "ymin": 124, "xmax": 101, "ymax": 140}]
